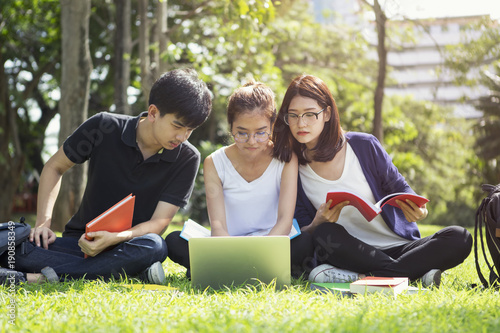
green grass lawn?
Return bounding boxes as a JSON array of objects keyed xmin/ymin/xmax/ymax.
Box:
[{"xmin": 2, "ymin": 224, "xmax": 500, "ymax": 332}]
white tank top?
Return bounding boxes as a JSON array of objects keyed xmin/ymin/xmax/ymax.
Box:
[{"xmin": 211, "ymin": 147, "xmax": 285, "ymax": 236}]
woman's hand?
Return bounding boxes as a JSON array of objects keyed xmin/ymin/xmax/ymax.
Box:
[
  {"xmin": 396, "ymin": 199, "xmax": 428, "ymax": 223},
  {"xmin": 301, "ymin": 200, "xmax": 350, "ymax": 234},
  {"xmin": 312, "ymin": 199, "xmax": 350, "ymax": 226}
]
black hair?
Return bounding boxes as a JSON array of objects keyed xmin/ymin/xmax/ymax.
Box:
[{"xmin": 148, "ymin": 68, "xmax": 212, "ymax": 128}]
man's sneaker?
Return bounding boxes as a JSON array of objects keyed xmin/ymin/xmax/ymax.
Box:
[
  {"xmin": 0, "ymin": 268, "xmax": 26, "ymax": 285},
  {"xmin": 421, "ymin": 269, "xmax": 441, "ymax": 288},
  {"xmin": 309, "ymin": 264, "xmax": 359, "ymax": 283},
  {"xmin": 41, "ymin": 267, "xmax": 59, "ymax": 283},
  {"xmin": 143, "ymin": 261, "xmax": 166, "ymax": 285}
]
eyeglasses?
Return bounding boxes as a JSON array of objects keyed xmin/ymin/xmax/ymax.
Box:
[
  {"xmin": 284, "ymin": 108, "xmax": 325, "ymax": 126},
  {"xmin": 231, "ymin": 131, "xmax": 270, "ymax": 143}
]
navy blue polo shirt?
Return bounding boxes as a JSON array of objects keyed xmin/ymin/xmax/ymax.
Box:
[{"xmin": 62, "ymin": 112, "xmax": 200, "ymax": 237}]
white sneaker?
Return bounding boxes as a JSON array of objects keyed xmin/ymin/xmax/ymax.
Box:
[
  {"xmin": 309, "ymin": 264, "xmax": 359, "ymax": 283},
  {"xmin": 421, "ymin": 269, "xmax": 441, "ymax": 288},
  {"xmin": 145, "ymin": 262, "xmax": 166, "ymax": 285}
]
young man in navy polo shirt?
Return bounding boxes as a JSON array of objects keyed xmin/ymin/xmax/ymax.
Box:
[{"xmin": 1, "ymin": 68, "xmax": 212, "ymax": 285}]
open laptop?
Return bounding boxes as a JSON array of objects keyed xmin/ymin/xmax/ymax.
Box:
[{"xmin": 188, "ymin": 236, "xmax": 291, "ymax": 289}]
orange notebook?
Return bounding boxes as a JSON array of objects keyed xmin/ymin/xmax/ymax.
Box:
[{"xmin": 84, "ymin": 194, "xmax": 135, "ymax": 257}]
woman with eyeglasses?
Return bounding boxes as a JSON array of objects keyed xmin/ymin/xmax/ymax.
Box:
[
  {"xmin": 204, "ymin": 81, "xmax": 299, "ymax": 238},
  {"xmin": 272, "ymin": 75, "xmax": 472, "ymax": 287},
  {"xmin": 166, "ymin": 81, "xmax": 313, "ymax": 278}
]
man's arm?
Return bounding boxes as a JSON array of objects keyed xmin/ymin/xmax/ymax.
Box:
[
  {"xmin": 78, "ymin": 200, "xmax": 179, "ymax": 257},
  {"xmin": 31, "ymin": 146, "xmax": 75, "ymax": 248}
]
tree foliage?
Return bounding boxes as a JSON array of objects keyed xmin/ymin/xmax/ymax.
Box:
[
  {"xmin": 383, "ymin": 96, "xmax": 481, "ymax": 226},
  {"xmin": 0, "ymin": 0, "xmax": 61, "ymax": 218},
  {"xmin": 445, "ymin": 16, "xmax": 500, "ymax": 86},
  {"xmin": 444, "ymin": 16, "xmax": 500, "ymax": 184},
  {"xmin": 1, "ymin": 0, "xmax": 484, "ymax": 226},
  {"xmin": 474, "ymin": 67, "xmax": 500, "ymax": 183}
]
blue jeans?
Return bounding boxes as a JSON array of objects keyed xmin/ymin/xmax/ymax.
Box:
[{"xmin": 6, "ymin": 234, "xmax": 168, "ymax": 281}]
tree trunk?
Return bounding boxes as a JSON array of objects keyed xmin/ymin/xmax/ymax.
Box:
[
  {"xmin": 157, "ymin": 0, "xmax": 169, "ymax": 74},
  {"xmin": 52, "ymin": 0, "xmax": 92, "ymax": 232},
  {"xmin": 0, "ymin": 52, "xmax": 24, "ymax": 221},
  {"xmin": 138, "ymin": 0, "xmax": 154, "ymax": 98},
  {"xmin": 113, "ymin": 0, "xmax": 132, "ymax": 115},
  {"xmin": 372, "ymin": 0, "xmax": 387, "ymax": 144}
]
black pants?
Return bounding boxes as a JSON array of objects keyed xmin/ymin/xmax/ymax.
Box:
[
  {"xmin": 165, "ymin": 231, "xmax": 314, "ymax": 279},
  {"xmin": 313, "ymin": 223, "xmax": 472, "ymax": 280}
]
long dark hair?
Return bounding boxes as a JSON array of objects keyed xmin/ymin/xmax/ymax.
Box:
[{"xmin": 272, "ymin": 75, "xmax": 344, "ymax": 164}]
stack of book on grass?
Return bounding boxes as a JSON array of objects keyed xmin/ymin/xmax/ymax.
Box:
[
  {"xmin": 310, "ymin": 276, "xmax": 427, "ymax": 296},
  {"xmin": 349, "ymin": 277, "xmax": 409, "ymax": 296}
]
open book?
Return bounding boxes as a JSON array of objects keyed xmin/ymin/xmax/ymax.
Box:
[
  {"xmin": 349, "ymin": 277, "xmax": 409, "ymax": 296},
  {"xmin": 84, "ymin": 194, "xmax": 135, "ymax": 257},
  {"xmin": 179, "ymin": 219, "xmax": 301, "ymax": 241},
  {"xmin": 326, "ymin": 190, "xmax": 429, "ymax": 222}
]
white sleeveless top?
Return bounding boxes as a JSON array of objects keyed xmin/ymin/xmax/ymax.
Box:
[
  {"xmin": 211, "ymin": 147, "xmax": 285, "ymax": 236},
  {"xmin": 299, "ymin": 144, "xmax": 409, "ymax": 249}
]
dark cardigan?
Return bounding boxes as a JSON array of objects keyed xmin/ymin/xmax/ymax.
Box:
[{"xmin": 294, "ymin": 131, "xmax": 421, "ymax": 241}]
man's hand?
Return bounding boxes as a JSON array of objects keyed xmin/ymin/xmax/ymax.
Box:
[
  {"xmin": 78, "ymin": 231, "xmax": 117, "ymax": 257},
  {"xmin": 30, "ymin": 227, "xmax": 57, "ymax": 249}
]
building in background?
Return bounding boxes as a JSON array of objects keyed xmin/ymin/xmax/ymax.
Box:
[
  {"xmin": 383, "ymin": 15, "xmax": 487, "ymax": 118},
  {"xmin": 310, "ymin": 0, "xmax": 489, "ymax": 118}
]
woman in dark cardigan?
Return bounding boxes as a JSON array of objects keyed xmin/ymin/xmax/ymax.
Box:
[{"xmin": 272, "ymin": 74, "xmax": 472, "ymax": 287}]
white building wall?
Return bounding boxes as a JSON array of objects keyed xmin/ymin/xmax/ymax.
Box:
[
  {"xmin": 312, "ymin": 0, "xmax": 489, "ymax": 119},
  {"xmin": 384, "ymin": 16, "xmax": 487, "ymax": 118}
]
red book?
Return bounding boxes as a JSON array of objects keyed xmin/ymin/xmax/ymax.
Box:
[
  {"xmin": 349, "ymin": 277, "xmax": 409, "ymax": 296},
  {"xmin": 84, "ymin": 194, "xmax": 135, "ymax": 257},
  {"xmin": 326, "ymin": 190, "xmax": 429, "ymax": 222}
]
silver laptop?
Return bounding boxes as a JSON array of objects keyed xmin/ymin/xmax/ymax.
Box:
[{"xmin": 189, "ymin": 236, "xmax": 291, "ymax": 289}]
